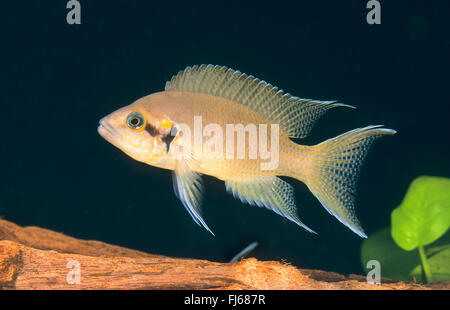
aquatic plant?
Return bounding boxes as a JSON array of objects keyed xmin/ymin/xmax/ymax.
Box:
[{"xmin": 361, "ymin": 176, "xmax": 450, "ymax": 283}]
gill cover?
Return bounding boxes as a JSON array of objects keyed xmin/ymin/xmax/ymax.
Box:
[{"xmin": 140, "ymin": 115, "xmax": 178, "ymax": 161}]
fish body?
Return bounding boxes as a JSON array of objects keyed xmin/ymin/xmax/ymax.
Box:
[
  {"xmin": 106, "ymin": 91, "xmax": 305, "ymax": 180},
  {"xmin": 98, "ymin": 65, "xmax": 395, "ymax": 237}
]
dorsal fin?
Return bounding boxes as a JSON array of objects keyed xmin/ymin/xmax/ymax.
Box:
[{"xmin": 165, "ymin": 65, "xmax": 353, "ymax": 138}]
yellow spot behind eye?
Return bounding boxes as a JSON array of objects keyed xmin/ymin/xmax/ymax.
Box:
[
  {"xmin": 156, "ymin": 117, "xmax": 173, "ymax": 134},
  {"xmin": 133, "ymin": 112, "xmax": 175, "ymax": 136}
]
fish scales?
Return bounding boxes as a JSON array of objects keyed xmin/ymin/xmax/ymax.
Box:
[{"xmin": 134, "ymin": 91, "xmax": 305, "ymax": 181}]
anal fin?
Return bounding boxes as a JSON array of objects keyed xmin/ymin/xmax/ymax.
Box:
[{"xmin": 225, "ymin": 177, "xmax": 316, "ymax": 234}]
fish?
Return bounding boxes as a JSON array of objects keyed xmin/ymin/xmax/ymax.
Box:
[{"xmin": 98, "ymin": 64, "xmax": 396, "ymax": 238}]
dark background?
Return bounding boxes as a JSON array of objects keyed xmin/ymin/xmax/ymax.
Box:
[{"xmin": 1, "ymin": 1, "xmax": 449, "ymax": 275}]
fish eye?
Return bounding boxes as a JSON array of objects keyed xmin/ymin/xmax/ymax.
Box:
[{"xmin": 126, "ymin": 112, "xmax": 145, "ymax": 130}]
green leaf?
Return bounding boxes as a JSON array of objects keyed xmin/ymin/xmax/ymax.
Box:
[
  {"xmin": 361, "ymin": 228, "xmax": 420, "ymax": 281},
  {"xmin": 361, "ymin": 228, "xmax": 450, "ymax": 283},
  {"xmin": 410, "ymin": 247, "xmax": 450, "ymax": 282},
  {"xmin": 391, "ymin": 176, "xmax": 450, "ymax": 251}
]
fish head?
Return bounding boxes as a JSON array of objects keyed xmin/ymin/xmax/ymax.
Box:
[{"xmin": 98, "ymin": 102, "xmax": 176, "ymax": 164}]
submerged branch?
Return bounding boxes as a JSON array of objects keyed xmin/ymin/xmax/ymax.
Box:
[{"xmin": 0, "ymin": 218, "xmax": 445, "ymax": 290}]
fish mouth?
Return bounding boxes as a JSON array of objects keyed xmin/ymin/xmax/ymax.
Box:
[{"xmin": 97, "ymin": 119, "xmax": 119, "ymax": 144}]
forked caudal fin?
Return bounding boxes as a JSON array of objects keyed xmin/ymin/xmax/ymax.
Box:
[{"xmin": 304, "ymin": 125, "xmax": 396, "ymax": 238}]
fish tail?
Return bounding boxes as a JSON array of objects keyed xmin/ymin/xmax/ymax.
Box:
[{"xmin": 301, "ymin": 125, "xmax": 396, "ymax": 237}]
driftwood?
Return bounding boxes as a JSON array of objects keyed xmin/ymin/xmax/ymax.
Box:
[{"xmin": 0, "ymin": 218, "xmax": 447, "ymax": 290}]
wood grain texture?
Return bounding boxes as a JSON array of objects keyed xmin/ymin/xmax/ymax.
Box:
[{"xmin": 0, "ymin": 219, "xmax": 448, "ymax": 290}]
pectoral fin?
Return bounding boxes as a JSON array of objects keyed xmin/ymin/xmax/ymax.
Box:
[
  {"xmin": 172, "ymin": 162, "xmax": 214, "ymax": 235},
  {"xmin": 225, "ymin": 177, "xmax": 316, "ymax": 234}
]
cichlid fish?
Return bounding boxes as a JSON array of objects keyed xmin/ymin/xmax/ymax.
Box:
[{"xmin": 98, "ymin": 65, "xmax": 395, "ymax": 237}]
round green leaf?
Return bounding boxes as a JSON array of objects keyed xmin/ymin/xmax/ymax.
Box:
[
  {"xmin": 391, "ymin": 176, "xmax": 450, "ymax": 251},
  {"xmin": 361, "ymin": 228, "xmax": 421, "ymax": 281},
  {"xmin": 361, "ymin": 229, "xmax": 450, "ymax": 283}
]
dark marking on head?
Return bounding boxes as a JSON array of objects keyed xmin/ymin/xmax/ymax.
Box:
[
  {"xmin": 146, "ymin": 123, "xmax": 177, "ymax": 153},
  {"xmin": 145, "ymin": 123, "xmax": 158, "ymax": 136},
  {"xmin": 161, "ymin": 127, "xmax": 178, "ymax": 153}
]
